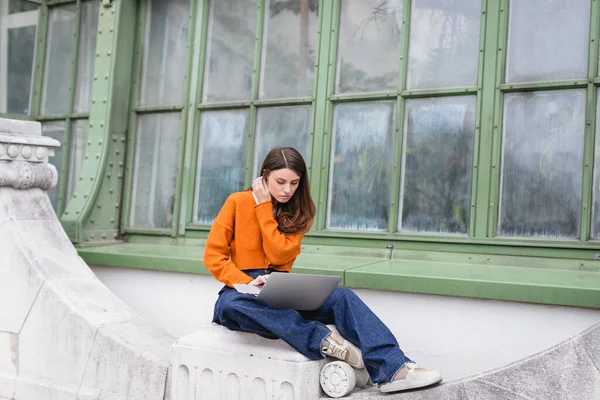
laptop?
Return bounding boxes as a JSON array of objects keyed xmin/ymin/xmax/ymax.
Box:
[{"xmin": 233, "ymin": 273, "xmax": 342, "ymax": 311}]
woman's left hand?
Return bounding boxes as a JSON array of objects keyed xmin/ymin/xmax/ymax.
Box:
[{"xmin": 252, "ymin": 177, "xmax": 271, "ymax": 204}]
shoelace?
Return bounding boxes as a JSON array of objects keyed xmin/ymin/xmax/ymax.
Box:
[{"xmin": 323, "ymin": 340, "xmax": 347, "ymax": 360}]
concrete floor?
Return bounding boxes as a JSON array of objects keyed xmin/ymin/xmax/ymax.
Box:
[{"xmin": 92, "ymin": 265, "xmax": 600, "ymax": 382}]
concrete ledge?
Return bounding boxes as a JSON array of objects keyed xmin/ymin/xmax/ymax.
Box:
[
  {"xmin": 334, "ymin": 321, "xmax": 600, "ymax": 399},
  {"xmin": 172, "ymin": 324, "xmax": 327, "ymax": 399}
]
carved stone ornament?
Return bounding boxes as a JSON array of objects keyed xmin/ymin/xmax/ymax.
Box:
[{"xmin": 0, "ymin": 118, "xmax": 61, "ymax": 191}]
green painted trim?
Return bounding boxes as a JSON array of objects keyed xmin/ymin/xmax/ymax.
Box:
[
  {"xmin": 310, "ymin": 0, "xmax": 335, "ymax": 230},
  {"xmin": 583, "ymin": 0, "xmax": 600, "ymax": 241},
  {"xmin": 45, "ymin": 0, "xmax": 77, "ymax": 5},
  {"xmin": 68, "ymin": 0, "xmax": 82, "ymax": 116},
  {"xmin": 470, "ymin": 0, "xmax": 487, "ymax": 237},
  {"xmin": 121, "ymin": 0, "xmax": 146, "ymax": 232},
  {"xmin": 345, "ymin": 261, "xmax": 600, "ymax": 308},
  {"xmin": 61, "ymin": 0, "xmax": 126, "ymax": 241},
  {"xmin": 0, "ymin": 114, "xmax": 34, "ymax": 121},
  {"xmin": 34, "ymin": 113, "xmax": 90, "ymax": 121},
  {"xmin": 400, "ymin": 87, "xmax": 478, "ymax": 98},
  {"xmin": 56, "ymin": 119, "xmax": 71, "ymax": 215},
  {"xmin": 124, "ymin": 228, "xmax": 173, "ymax": 236},
  {"xmin": 133, "ymin": 105, "xmax": 185, "ymax": 113},
  {"xmin": 171, "ymin": 0, "xmax": 199, "ymax": 238},
  {"xmin": 243, "ymin": 0, "xmax": 265, "ymax": 186},
  {"xmin": 499, "ymin": 80, "xmax": 589, "ymax": 92},
  {"xmin": 76, "ymin": 242, "xmax": 600, "ymax": 308},
  {"xmin": 485, "ymin": 0, "xmax": 508, "ymax": 238},
  {"xmin": 252, "ymin": 97, "xmax": 313, "ymax": 106},
  {"xmin": 389, "ymin": 0, "xmax": 411, "ymax": 233},
  {"xmin": 328, "ymin": 92, "xmax": 398, "ymax": 102},
  {"xmin": 30, "ymin": 3, "xmax": 49, "ymax": 117},
  {"xmin": 179, "ymin": 0, "xmax": 206, "ymax": 233},
  {"xmin": 315, "ymin": 0, "xmax": 339, "ymax": 230}
]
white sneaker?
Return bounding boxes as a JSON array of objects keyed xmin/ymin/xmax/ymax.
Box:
[
  {"xmin": 322, "ymin": 330, "xmax": 365, "ymax": 369},
  {"xmin": 379, "ymin": 362, "xmax": 442, "ymax": 393}
]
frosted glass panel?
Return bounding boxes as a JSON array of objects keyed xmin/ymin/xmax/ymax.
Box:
[
  {"xmin": 41, "ymin": 5, "xmax": 77, "ymax": 115},
  {"xmin": 259, "ymin": 0, "xmax": 318, "ymax": 99},
  {"xmin": 203, "ymin": 0, "xmax": 257, "ymax": 102},
  {"xmin": 129, "ymin": 113, "xmax": 182, "ymax": 229},
  {"xmin": 74, "ymin": 0, "xmax": 99, "ymax": 113},
  {"xmin": 44, "ymin": 121, "xmax": 66, "ymax": 212},
  {"xmin": 407, "ymin": 0, "xmax": 481, "ymax": 89},
  {"xmin": 401, "ymin": 96, "xmax": 476, "ymax": 234},
  {"xmin": 194, "ymin": 110, "xmax": 249, "ymax": 224},
  {"xmin": 592, "ymin": 90, "xmax": 600, "ymax": 237},
  {"xmin": 139, "ymin": 0, "xmax": 190, "ymax": 106},
  {"xmin": 499, "ymin": 90, "xmax": 585, "ymax": 238},
  {"xmin": 506, "ymin": 0, "xmax": 590, "ymax": 83},
  {"xmin": 66, "ymin": 119, "xmax": 89, "ymax": 201},
  {"xmin": 253, "ymin": 106, "xmax": 312, "ymax": 176},
  {"xmin": 335, "ymin": 0, "xmax": 402, "ymax": 94},
  {"xmin": 327, "ymin": 101, "xmax": 395, "ymax": 231}
]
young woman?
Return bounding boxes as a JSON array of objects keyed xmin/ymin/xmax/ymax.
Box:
[{"xmin": 204, "ymin": 147, "xmax": 442, "ymax": 393}]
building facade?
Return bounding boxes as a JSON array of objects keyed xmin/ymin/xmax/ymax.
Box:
[{"xmin": 1, "ymin": 0, "xmax": 600, "ymax": 307}]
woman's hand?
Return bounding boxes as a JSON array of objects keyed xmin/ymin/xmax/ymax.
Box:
[
  {"xmin": 252, "ymin": 177, "xmax": 271, "ymax": 204},
  {"xmin": 249, "ymin": 274, "xmax": 270, "ymax": 286}
]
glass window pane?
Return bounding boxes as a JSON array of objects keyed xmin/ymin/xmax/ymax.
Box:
[
  {"xmin": 0, "ymin": 5, "xmax": 39, "ymax": 114},
  {"xmin": 43, "ymin": 121, "xmax": 66, "ymax": 212},
  {"xmin": 66, "ymin": 119, "xmax": 89, "ymax": 201},
  {"xmin": 202, "ymin": 0, "xmax": 258, "ymax": 102},
  {"xmin": 592, "ymin": 90, "xmax": 600, "ymax": 237},
  {"xmin": 335, "ymin": 0, "xmax": 403, "ymax": 94},
  {"xmin": 407, "ymin": 0, "xmax": 481, "ymax": 89},
  {"xmin": 401, "ymin": 96, "xmax": 476, "ymax": 234},
  {"xmin": 129, "ymin": 113, "xmax": 182, "ymax": 229},
  {"xmin": 327, "ymin": 101, "xmax": 395, "ymax": 231},
  {"xmin": 194, "ymin": 110, "xmax": 249, "ymax": 224},
  {"xmin": 41, "ymin": 5, "xmax": 77, "ymax": 115},
  {"xmin": 506, "ymin": 0, "xmax": 590, "ymax": 83},
  {"xmin": 139, "ymin": 0, "xmax": 190, "ymax": 106},
  {"xmin": 253, "ymin": 105, "xmax": 312, "ymax": 176},
  {"xmin": 259, "ymin": 0, "xmax": 318, "ymax": 99},
  {"xmin": 9, "ymin": 0, "xmax": 38, "ymax": 13},
  {"xmin": 499, "ymin": 90, "xmax": 585, "ymax": 238},
  {"xmin": 74, "ymin": 0, "xmax": 99, "ymax": 113}
]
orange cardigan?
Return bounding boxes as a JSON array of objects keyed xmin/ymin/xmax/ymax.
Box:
[{"xmin": 203, "ymin": 190, "xmax": 304, "ymax": 287}]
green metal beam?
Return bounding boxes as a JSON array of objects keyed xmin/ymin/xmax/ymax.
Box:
[{"xmin": 61, "ymin": 0, "xmax": 136, "ymax": 243}]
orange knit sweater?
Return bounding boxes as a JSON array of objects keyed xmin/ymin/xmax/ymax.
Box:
[{"xmin": 203, "ymin": 190, "xmax": 304, "ymax": 287}]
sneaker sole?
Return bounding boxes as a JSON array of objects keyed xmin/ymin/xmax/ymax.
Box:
[{"xmin": 379, "ymin": 376, "xmax": 442, "ymax": 393}]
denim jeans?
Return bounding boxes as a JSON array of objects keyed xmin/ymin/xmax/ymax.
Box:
[{"xmin": 212, "ymin": 269, "xmax": 413, "ymax": 384}]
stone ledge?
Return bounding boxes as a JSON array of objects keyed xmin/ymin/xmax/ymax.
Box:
[{"xmin": 172, "ymin": 324, "xmax": 327, "ymax": 399}]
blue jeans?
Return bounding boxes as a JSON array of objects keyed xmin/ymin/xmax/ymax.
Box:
[{"xmin": 212, "ymin": 269, "xmax": 413, "ymax": 384}]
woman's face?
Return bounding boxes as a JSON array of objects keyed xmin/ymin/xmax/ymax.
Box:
[{"xmin": 265, "ymin": 168, "xmax": 301, "ymax": 203}]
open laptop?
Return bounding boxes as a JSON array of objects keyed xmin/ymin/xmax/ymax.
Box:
[{"xmin": 233, "ymin": 273, "xmax": 341, "ymax": 311}]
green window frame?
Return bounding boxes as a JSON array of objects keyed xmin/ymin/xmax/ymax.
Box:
[
  {"xmin": 122, "ymin": 0, "xmax": 600, "ymax": 253},
  {"xmin": 0, "ymin": 0, "xmax": 100, "ymax": 216}
]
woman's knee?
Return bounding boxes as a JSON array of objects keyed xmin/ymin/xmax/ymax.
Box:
[
  {"xmin": 330, "ymin": 287, "xmax": 359, "ymax": 303},
  {"xmin": 216, "ymin": 292, "xmax": 250, "ymax": 320}
]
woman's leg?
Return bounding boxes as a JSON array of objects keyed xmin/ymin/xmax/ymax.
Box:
[
  {"xmin": 311, "ymin": 288, "xmax": 413, "ymax": 384},
  {"xmin": 213, "ymin": 288, "xmax": 331, "ymax": 360}
]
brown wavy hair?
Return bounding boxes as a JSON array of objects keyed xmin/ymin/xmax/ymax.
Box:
[{"xmin": 260, "ymin": 147, "xmax": 316, "ymax": 235}]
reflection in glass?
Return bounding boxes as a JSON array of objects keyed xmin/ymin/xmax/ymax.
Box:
[
  {"xmin": 407, "ymin": 0, "xmax": 481, "ymax": 89},
  {"xmin": 260, "ymin": 0, "xmax": 318, "ymax": 99},
  {"xmin": 74, "ymin": 0, "xmax": 99, "ymax": 113},
  {"xmin": 499, "ymin": 90, "xmax": 585, "ymax": 238},
  {"xmin": 66, "ymin": 119, "xmax": 89, "ymax": 201},
  {"xmin": 194, "ymin": 110, "xmax": 249, "ymax": 224},
  {"xmin": 401, "ymin": 96, "xmax": 475, "ymax": 234},
  {"xmin": 335, "ymin": 0, "xmax": 402, "ymax": 94},
  {"xmin": 592, "ymin": 90, "xmax": 600, "ymax": 237},
  {"xmin": 5, "ymin": 26, "xmax": 36, "ymax": 114},
  {"xmin": 203, "ymin": 0, "xmax": 257, "ymax": 102},
  {"xmin": 41, "ymin": 5, "xmax": 76, "ymax": 115},
  {"xmin": 253, "ymin": 106, "xmax": 312, "ymax": 177},
  {"xmin": 139, "ymin": 0, "xmax": 190, "ymax": 106},
  {"xmin": 8, "ymin": 0, "xmax": 38, "ymax": 13},
  {"xmin": 327, "ymin": 101, "xmax": 395, "ymax": 231},
  {"xmin": 506, "ymin": 0, "xmax": 590, "ymax": 83},
  {"xmin": 44, "ymin": 121, "xmax": 66, "ymax": 212},
  {"xmin": 129, "ymin": 113, "xmax": 181, "ymax": 229}
]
